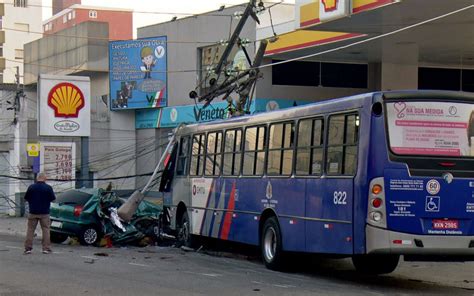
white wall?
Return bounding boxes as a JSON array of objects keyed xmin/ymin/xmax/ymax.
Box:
[{"xmin": 2, "ymin": 0, "xmax": 43, "ymax": 84}]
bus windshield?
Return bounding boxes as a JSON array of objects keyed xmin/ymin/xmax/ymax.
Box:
[{"xmin": 386, "ymin": 101, "xmax": 474, "ymax": 157}]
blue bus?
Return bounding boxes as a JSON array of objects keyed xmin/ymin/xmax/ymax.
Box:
[{"xmin": 161, "ymin": 90, "xmax": 474, "ymax": 273}]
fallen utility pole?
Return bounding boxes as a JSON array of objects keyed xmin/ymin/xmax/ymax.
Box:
[{"xmin": 190, "ymin": 0, "xmax": 267, "ymax": 116}]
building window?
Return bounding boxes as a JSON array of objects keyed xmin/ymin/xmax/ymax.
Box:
[
  {"xmin": 0, "ymin": 46, "xmax": 3, "ymax": 57},
  {"xmin": 67, "ymin": 12, "xmax": 73, "ymax": 20},
  {"xmin": 321, "ymin": 62, "xmax": 368, "ymax": 88},
  {"xmin": 0, "ymin": 17, "xmax": 3, "ymax": 29},
  {"xmin": 205, "ymin": 131, "xmax": 223, "ymax": 176},
  {"xmin": 272, "ymin": 60, "xmax": 368, "ymax": 89},
  {"xmin": 223, "ymin": 129, "xmax": 242, "ymax": 176},
  {"xmin": 296, "ymin": 118, "xmax": 324, "ymax": 176},
  {"xmin": 15, "ymin": 49, "xmax": 24, "ymax": 60},
  {"xmin": 14, "ymin": 0, "xmax": 27, "ymax": 7},
  {"xmin": 272, "ymin": 60, "xmax": 320, "ymax": 86},
  {"xmin": 72, "ymin": 10, "xmax": 76, "ymax": 19},
  {"xmin": 267, "ymin": 122, "xmax": 294, "ymax": 176},
  {"xmin": 176, "ymin": 137, "xmax": 190, "ymax": 176},
  {"xmin": 243, "ymin": 125, "xmax": 266, "ymax": 176},
  {"xmin": 63, "ymin": 14, "xmax": 67, "ymax": 23},
  {"xmin": 190, "ymin": 134, "xmax": 205, "ymax": 176},
  {"xmin": 89, "ymin": 10, "xmax": 98, "ymax": 19},
  {"xmin": 418, "ymin": 67, "xmax": 474, "ymax": 92},
  {"xmin": 326, "ymin": 113, "xmax": 359, "ymax": 176}
]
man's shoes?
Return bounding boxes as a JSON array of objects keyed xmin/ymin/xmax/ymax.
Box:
[
  {"xmin": 24, "ymin": 249, "xmax": 32, "ymax": 255},
  {"xmin": 42, "ymin": 249, "xmax": 52, "ymax": 254}
]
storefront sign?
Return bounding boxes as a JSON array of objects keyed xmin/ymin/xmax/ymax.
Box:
[
  {"xmin": 109, "ymin": 37, "xmax": 167, "ymax": 110},
  {"xmin": 38, "ymin": 75, "xmax": 90, "ymax": 137},
  {"xmin": 135, "ymin": 99, "xmax": 312, "ymax": 129}
]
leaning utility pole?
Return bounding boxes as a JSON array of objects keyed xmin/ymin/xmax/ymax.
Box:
[{"xmin": 189, "ymin": 0, "xmax": 268, "ymax": 116}]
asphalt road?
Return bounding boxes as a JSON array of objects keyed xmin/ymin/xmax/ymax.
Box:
[{"xmin": 0, "ymin": 234, "xmax": 473, "ymax": 296}]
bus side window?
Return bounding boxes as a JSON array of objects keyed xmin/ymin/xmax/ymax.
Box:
[
  {"xmin": 243, "ymin": 126, "xmax": 266, "ymax": 176},
  {"xmin": 223, "ymin": 129, "xmax": 242, "ymax": 176},
  {"xmin": 176, "ymin": 136, "xmax": 190, "ymax": 176},
  {"xmin": 296, "ymin": 118, "xmax": 324, "ymax": 175},
  {"xmin": 326, "ymin": 113, "xmax": 359, "ymax": 176},
  {"xmin": 190, "ymin": 134, "xmax": 205, "ymax": 176},
  {"xmin": 268, "ymin": 122, "xmax": 294, "ymax": 175},
  {"xmin": 205, "ymin": 131, "xmax": 223, "ymax": 176}
]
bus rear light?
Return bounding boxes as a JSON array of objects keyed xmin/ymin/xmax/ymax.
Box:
[
  {"xmin": 371, "ymin": 184, "xmax": 383, "ymax": 195},
  {"xmin": 393, "ymin": 239, "xmax": 412, "ymax": 245},
  {"xmin": 372, "ymin": 198, "xmax": 383, "ymax": 208},
  {"xmin": 370, "ymin": 211, "xmax": 383, "ymax": 222}
]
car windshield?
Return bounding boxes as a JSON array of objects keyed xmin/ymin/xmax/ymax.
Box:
[{"xmin": 55, "ymin": 190, "xmax": 93, "ymax": 206}]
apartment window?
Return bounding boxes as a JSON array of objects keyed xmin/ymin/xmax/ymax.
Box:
[
  {"xmin": 296, "ymin": 118, "xmax": 324, "ymax": 175},
  {"xmin": 223, "ymin": 129, "xmax": 242, "ymax": 176},
  {"xmin": 15, "ymin": 49, "xmax": 24, "ymax": 60},
  {"xmin": 176, "ymin": 137, "xmax": 190, "ymax": 176},
  {"xmin": 0, "ymin": 46, "xmax": 3, "ymax": 57},
  {"xmin": 72, "ymin": 10, "xmax": 76, "ymax": 19},
  {"xmin": 205, "ymin": 131, "xmax": 223, "ymax": 176},
  {"xmin": 63, "ymin": 15, "xmax": 67, "ymax": 23},
  {"xmin": 267, "ymin": 122, "xmax": 294, "ymax": 176},
  {"xmin": 67, "ymin": 12, "xmax": 73, "ymax": 21},
  {"xmin": 243, "ymin": 126, "xmax": 266, "ymax": 176},
  {"xmin": 190, "ymin": 134, "xmax": 205, "ymax": 176},
  {"xmin": 89, "ymin": 10, "xmax": 98, "ymax": 19},
  {"xmin": 326, "ymin": 113, "xmax": 359, "ymax": 176},
  {"xmin": 14, "ymin": 0, "xmax": 27, "ymax": 7},
  {"xmin": 0, "ymin": 17, "xmax": 3, "ymax": 29}
]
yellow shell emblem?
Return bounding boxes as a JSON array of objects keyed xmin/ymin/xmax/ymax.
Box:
[
  {"xmin": 322, "ymin": 0, "xmax": 338, "ymax": 11},
  {"xmin": 48, "ymin": 83, "xmax": 85, "ymax": 118}
]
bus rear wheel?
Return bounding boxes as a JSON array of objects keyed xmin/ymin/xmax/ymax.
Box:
[
  {"xmin": 352, "ymin": 254, "xmax": 400, "ymax": 274},
  {"xmin": 261, "ymin": 217, "xmax": 285, "ymax": 270}
]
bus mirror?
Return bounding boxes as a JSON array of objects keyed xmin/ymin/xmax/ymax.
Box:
[{"xmin": 372, "ymin": 102, "xmax": 383, "ymax": 116}]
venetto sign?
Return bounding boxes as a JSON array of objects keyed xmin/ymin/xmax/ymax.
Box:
[{"xmin": 38, "ymin": 75, "xmax": 91, "ymax": 137}]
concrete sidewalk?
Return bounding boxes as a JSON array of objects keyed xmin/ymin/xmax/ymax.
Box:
[{"xmin": 0, "ymin": 215, "xmax": 29, "ymax": 237}]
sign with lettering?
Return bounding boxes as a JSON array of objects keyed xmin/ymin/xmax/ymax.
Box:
[
  {"xmin": 109, "ymin": 37, "xmax": 167, "ymax": 110},
  {"xmin": 38, "ymin": 75, "xmax": 90, "ymax": 137},
  {"xmin": 39, "ymin": 142, "xmax": 76, "ymax": 191}
]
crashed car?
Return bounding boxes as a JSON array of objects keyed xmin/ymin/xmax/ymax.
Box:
[{"xmin": 49, "ymin": 188, "xmax": 162, "ymax": 246}]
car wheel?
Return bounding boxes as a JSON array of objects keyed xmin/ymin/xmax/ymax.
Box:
[
  {"xmin": 261, "ymin": 217, "xmax": 285, "ymax": 270},
  {"xmin": 79, "ymin": 226, "xmax": 102, "ymax": 246},
  {"xmin": 50, "ymin": 231, "xmax": 68, "ymax": 244},
  {"xmin": 177, "ymin": 211, "xmax": 193, "ymax": 248}
]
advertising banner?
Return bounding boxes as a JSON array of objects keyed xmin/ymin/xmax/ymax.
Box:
[
  {"xmin": 40, "ymin": 142, "xmax": 76, "ymax": 191},
  {"xmin": 38, "ymin": 75, "xmax": 90, "ymax": 137},
  {"xmin": 387, "ymin": 101, "xmax": 474, "ymax": 157},
  {"xmin": 109, "ymin": 37, "xmax": 167, "ymax": 110},
  {"xmin": 135, "ymin": 99, "xmax": 312, "ymax": 129}
]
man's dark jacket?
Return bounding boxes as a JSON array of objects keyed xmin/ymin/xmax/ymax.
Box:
[{"xmin": 24, "ymin": 181, "xmax": 56, "ymax": 215}]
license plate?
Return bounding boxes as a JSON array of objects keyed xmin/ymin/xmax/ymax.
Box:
[
  {"xmin": 51, "ymin": 221, "xmax": 62, "ymax": 228},
  {"xmin": 432, "ymin": 219, "xmax": 458, "ymax": 229}
]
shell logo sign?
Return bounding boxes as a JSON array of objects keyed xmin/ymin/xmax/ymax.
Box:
[
  {"xmin": 39, "ymin": 74, "xmax": 90, "ymax": 137},
  {"xmin": 47, "ymin": 83, "xmax": 85, "ymax": 118},
  {"xmin": 322, "ymin": 0, "xmax": 338, "ymax": 12}
]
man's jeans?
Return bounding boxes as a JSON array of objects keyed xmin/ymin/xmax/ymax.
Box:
[{"xmin": 24, "ymin": 214, "xmax": 51, "ymax": 251}]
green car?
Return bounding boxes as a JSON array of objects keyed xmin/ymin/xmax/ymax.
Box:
[{"xmin": 50, "ymin": 188, "xmax": 163, "ymax": 246}]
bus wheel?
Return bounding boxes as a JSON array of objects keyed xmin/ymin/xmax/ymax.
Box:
[
  {"xmin": 352, "ymin": 254, "xmax": 400, "ymax": 274},
  {"xmin": 261, "ymin": 217, "xmax": 284, "ymax": 270},
  {"xmin": 177, "ymin": 211, "xmax": 193, "ymax": 248}
]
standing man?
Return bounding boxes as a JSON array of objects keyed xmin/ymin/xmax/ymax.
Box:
[{"xmin": 24, "ymin": 172, "xmax": 56, "ymax": 254}]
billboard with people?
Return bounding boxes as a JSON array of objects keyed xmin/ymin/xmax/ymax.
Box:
[{"xmin": 109, "ymin": 37, "xmax": 167, "ymax": 110}]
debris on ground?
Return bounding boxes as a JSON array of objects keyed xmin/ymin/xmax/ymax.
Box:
[{"xmin": 94, "ymin": 252, "xmax": 109, "ymax": 257}]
